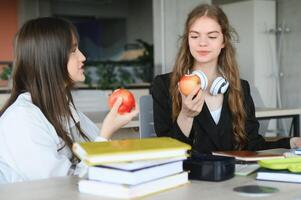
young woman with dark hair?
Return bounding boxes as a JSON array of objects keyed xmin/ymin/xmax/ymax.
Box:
[{"xmin": 0, "ymin": 17, "xmax": 138, "ymax": 183}]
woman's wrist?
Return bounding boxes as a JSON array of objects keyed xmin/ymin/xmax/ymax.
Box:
[
  {"xmin": 177, "ymin": 111, "xmax": 194, "ymax": 137},
  {"xmin": 178, "ymin": 110, "xmax": 194, "ymax": 122},
  {"xmin": 100, "ymin": 123, "xmax": 116, "ymax": 139}
]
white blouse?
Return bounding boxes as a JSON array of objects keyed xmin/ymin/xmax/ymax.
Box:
[
  {"xmin": 0, "ymin": 92, "xmax": 106, "ymax": 184},
  {"xmin": 210, "ymin": 107, "xmax": 222, "ymax": 125}
]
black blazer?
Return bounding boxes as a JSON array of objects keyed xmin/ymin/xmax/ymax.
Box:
[{"xmin": 151, "ymin": 73, "xmax": 290, "ymax": 153}]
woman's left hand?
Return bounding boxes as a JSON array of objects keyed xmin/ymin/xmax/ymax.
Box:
[
  {"xmin": 100, "ymin": 97, "xmax": 139, "ymax": 139},
  {"xmin": 290, "ymin": 137, "xmax": 301, "ymax": 148}
]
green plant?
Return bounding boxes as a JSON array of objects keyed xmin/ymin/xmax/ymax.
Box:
[
  {"xmin": 134, "ymin": 39, "xmax": 154, "ymax": 82},
  {"xmin": 84, "ymin": 61, "xmax": 139, "ymax": 89},
  {"xmin": 83, "ymin": 70, "xmax": 92, "ymax": 87},
  {"xmin": 118, "ymin": 66, "xmax": 136, "ymax": 87},
  {"xmin": 0, "ymin": 66, "xmax": 12, "ymax": 80},
  {"xmin": 96, "ymin": 63, "xmax": 118, "ymax": 89},
  {"xmin": 83, "ymin": 39, "xmax": 154, "ymax": 89}
]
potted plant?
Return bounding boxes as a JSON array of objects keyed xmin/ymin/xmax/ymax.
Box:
[{"xmin": 0, "ymin": 65, "xmax": 12, "ymax": 87}]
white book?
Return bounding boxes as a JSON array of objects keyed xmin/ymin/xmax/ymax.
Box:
[
  {"xmin": 293, "ymin": 148, "xmax": 301, "ymax": 155},
  {"xmin": 88, "ymin": 159, "xmax": 184, "ymax": 185},
  {"xmin": 256, "ymin": 169, "xmax": 301, "ymax": 183},
  {"xmin": 96, "ymin": 156, "xmax": 185, "ymax": 170},
  {"xmin": 79, "ymin": 172, "xmax": 189, "ymax": 199}
]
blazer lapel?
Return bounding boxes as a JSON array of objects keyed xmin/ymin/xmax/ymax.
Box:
[
  {"xmin": 195, "ymin": 102, "xmax": 221, "ymax": 149},
  {"xmin": 217, "ymin": 92, "xmax": 235, "ymax": 150}
]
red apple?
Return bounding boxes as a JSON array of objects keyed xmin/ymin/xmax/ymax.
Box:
[
  {"xmin": 108, "ymin": 89, "xmax": 135, "ymax": 114},
  {"xmin": 178, "ymin": 74, "xmax": 200, "ymax": 96}
]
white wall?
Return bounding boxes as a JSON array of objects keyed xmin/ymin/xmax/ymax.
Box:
[
  {"xmin": 254, "ymin": 0, "xmax": 277, "ymax": 108},
  {"xmin": 221, "ymin": 1, "xmax": 254, "ymax": 83},
  {"xmin": 18, "ymin": 0, "xmax": 52, "ymax": 27},
  {"xmin": 278, "ymin": 0, "xmax": 301, "ymax": 109},
  {"xmin": 153, "ymin": 0, "xmax": 211, "ymax": 75},
  {"xmin": 222, "ymin": 0, "xmax": 277, "ymax": 108}
]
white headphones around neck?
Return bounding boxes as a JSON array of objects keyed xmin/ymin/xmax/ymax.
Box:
[{"xmin": 192, "ymin": 70, "xmax": 229, "ymax": 96}]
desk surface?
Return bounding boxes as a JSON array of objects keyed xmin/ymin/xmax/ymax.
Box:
[
  {"xmin": 1, "ymin": 175, "xmax": 300, "ymax": 200},
  {"xmin": 255, "ymin": 107, "xmax": 301, "ymax": 118}
]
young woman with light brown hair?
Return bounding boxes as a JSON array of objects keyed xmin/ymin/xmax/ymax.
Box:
[{"xmin": 151, "ymin": 4, "xmax": 301, "ymax": 153}]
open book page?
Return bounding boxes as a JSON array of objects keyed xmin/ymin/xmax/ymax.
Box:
[{"xmin": 212, "ymin": 149, "xmax": 287, "ymax": 161}]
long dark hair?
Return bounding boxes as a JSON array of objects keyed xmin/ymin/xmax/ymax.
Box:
[
  {"xmin": 170, "ymin": 4, "xmax": 246, "ymax": 149},
  {"xmin": 1, "ymin": 17, "xmax": 89, "ymax": 157}
]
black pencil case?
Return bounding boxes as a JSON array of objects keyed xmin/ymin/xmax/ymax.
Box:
[{"xmin": 183, "ymin": 153, "xmax": 235, "ymax": 181}]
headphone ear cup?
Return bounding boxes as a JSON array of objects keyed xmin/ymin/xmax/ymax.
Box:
[
  {"xmin": 220, "ymin": 81, "xmax": 229, "ymax": 94},
  {"xmin": 210, "ymin": 77, "xmax": 228, "ymax": 96},
  {"xmin": 192, "ymin": 70, "xmax": 208, "ymax": 90}
]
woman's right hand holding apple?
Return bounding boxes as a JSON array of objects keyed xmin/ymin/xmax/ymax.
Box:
[
  {"xmin": 177, "ymin": 85, "xmax": 205, "ymax": 137},
  {"xmin": 100, "ymin": 93, "xmax": 139, "ymax": 139},
  {"xmin": 178, "ymin": 73, "xmax": 205, "ymax": 117},
  {"xmin": 179, "ymin": 85, "xmax": 205, "ymax": 118}
]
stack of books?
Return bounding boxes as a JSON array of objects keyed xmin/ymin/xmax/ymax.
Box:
[{"xmin": 72, "ymin": 137, "xmax": 191, "ymax": 199}]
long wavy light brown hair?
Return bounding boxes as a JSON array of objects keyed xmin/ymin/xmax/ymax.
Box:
[
  {"xmin": 0, "ymin": 17, "xmax": 89, "ymax": 158},
  {"xmin": 170, "ymin": 4, "xmax": 246, "ymax": 149}
]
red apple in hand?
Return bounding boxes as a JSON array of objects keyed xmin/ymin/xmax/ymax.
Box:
[
  {"xmin": 178, "ymin": 74, "xmax": 200, "ymax": 96},
  {"xmin": 108, "ymin": 89, "xmax": 135, "ymax": 114}
]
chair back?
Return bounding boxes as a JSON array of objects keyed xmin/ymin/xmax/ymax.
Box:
[{"xmin": 139, "ymin": 95, "xmax": 156, "ymax": 138}]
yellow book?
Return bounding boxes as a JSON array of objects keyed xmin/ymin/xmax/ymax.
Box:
[{"xmin": 72, "ymin": 137, "xmax": 191, "ymax": 165}]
